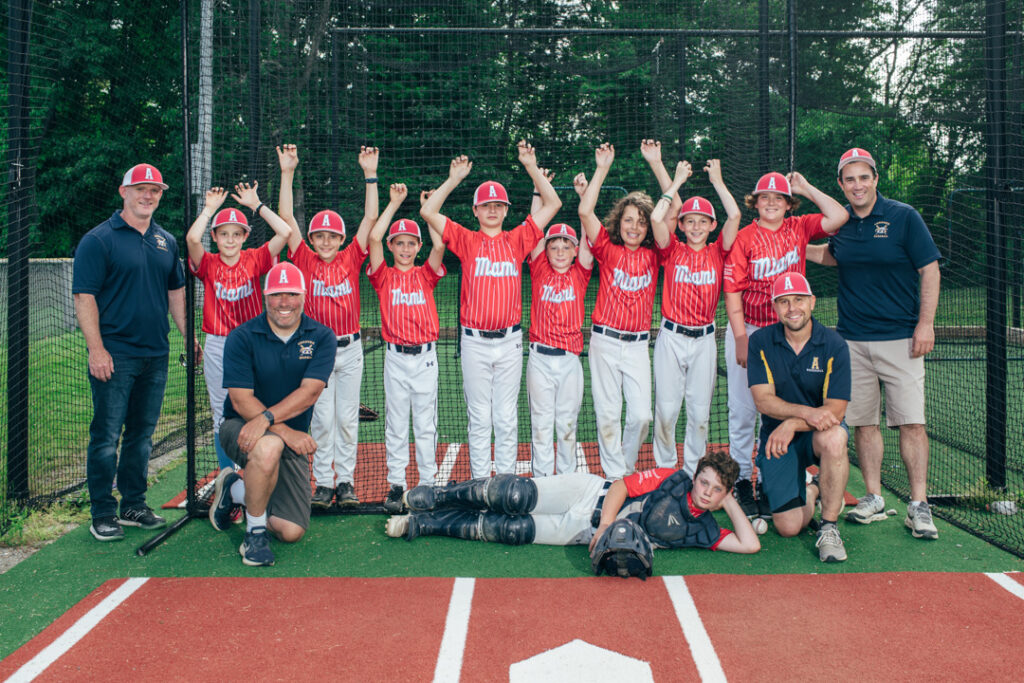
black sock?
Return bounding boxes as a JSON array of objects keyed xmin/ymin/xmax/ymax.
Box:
[{"xmin": 820, "ymin": 519, "xmax": 837, "ymax": 529}]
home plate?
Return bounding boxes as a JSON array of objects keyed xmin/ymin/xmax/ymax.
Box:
[{"xmin": 509, "ymin": 639, "xmax": 654, "ymax": 681}]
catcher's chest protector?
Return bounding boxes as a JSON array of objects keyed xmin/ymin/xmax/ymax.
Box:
[{"xmin": 639, "ymin": 470, "xmax": 719, "ymax": 549}]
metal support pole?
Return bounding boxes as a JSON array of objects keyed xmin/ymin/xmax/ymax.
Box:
[
  {"xmin": 677, "ymin": 35, "xmax": 687, "ymax": 158},
  {"xmin": 787, "ymin": 0, "xmax": 798, "ymax": 172},
  {"xmin": 983, "ymin": 0, "xmax": 1008, "ymax": 490},
  {"xmin": 758, "ymin": 0, "xmax": 770, "ymax": 171},
  {"xmin": 331, "ymin": 30, "xmax": 340, "ymax": 210},
  {"xmin": 247, "ymin": 0, "xmax": 262, "ymax": 239}
]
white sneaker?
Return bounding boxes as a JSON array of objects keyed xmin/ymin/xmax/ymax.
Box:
[
  {"xmin": 846, "ymin": 494, "xmax": 887, "ymax": 524},
  {"xmin": 905, "ymin": 501, "xmax": 939, "ymax": 540},
  {"xmin": 816, "ymin": 524, "xmax": 847, "ymax": 562}
]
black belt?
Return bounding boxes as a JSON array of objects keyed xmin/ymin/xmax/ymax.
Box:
[
  {"xmin": 531, "ymin": 343, "xmax": 566, "ymax": 357},
  {"xmin": 663, "ymin": 320, "xmax": 715, "ymax": 338},
  {"xmin": 337, "ymin": 332, "xmax": 361, "ymax": 347},
  {"xmin": 387, "ymin": 341, "xmax": 434, "ymax": 355},
  {"xmin": 592, "ymin": 325, "xmax": 650, "ymax": 343},
  {"xmin": 464, "ymin": 324, "xmax": 521, "ymax": 339},
  {"xmin": 591, "ymin": 480, "xmax": 614, "ymax": 527}
]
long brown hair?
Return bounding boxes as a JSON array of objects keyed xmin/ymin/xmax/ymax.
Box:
[{"xmin": 604, "ymin": 191, "xmax": 655, "ymax": 248}]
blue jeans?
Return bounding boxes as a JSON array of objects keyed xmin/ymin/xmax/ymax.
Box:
[{"xmin": 86, "ymin": 355, "xmax": 168, "ymax": 519}]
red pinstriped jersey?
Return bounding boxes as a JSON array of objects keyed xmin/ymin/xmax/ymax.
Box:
[
  {"xmin": 590, "ymin": 228, "xmax": 659, "ymax": 332},
  {"xmin": 723, "ymin": 214, "xmax": 827, "ymax": 326},
  {"xmin": 289, "ymin": 239, "xmax": 368, "ymax": 336},
  {"xmin": 442, "ymin": 215, "xmax": 541, "ymax": 330},
  {"xmin": 656, "ymin": 234, "xmax": 728, "ymax": 327},
  {"xmin": 367, "ymin": 262, "xmax": 445, "ymax": 345},
  {"xmin": 528, "ymin": 254, "xmax": 593, "ymax": 355},
  {"xmin": 190, "ymin": 244, "xmax": 275, "ymax": 336}
]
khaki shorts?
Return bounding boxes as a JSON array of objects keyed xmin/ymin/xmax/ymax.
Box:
[
  {"xmin": 845, "ymin": 339, "xmax": 926, "ymax": 428},
  {"xmin": 220, "ymin": 417, "xmax": 312, "ymax": 529}
]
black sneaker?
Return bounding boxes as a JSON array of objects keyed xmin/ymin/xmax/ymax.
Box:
[
  {"xmin": 119, "ymin": 507, "xmax": 167, "ymax": 529},
  {"xmin": 335, "ymin": 482, "xmax": 359, "ymax": 508},
  {"xmin": 209, "ymin": 467, "xmax": 242, "ymax": 531},
  {"xmin": 383, "ymin": 485, "xmax": 405, "ymax": 514},
  {"xmin": 311, "ymin": 485, "xmax": 335, "ymax": 510},
  {"xmin": 734, "ymin": 478, "xmax": 758, "ymax": 519},
  {"xmin": 90, "ymin": 515, "xmax": 125, "ymax": 541},
  {"xmin": 239, "ymin": 526, "xmax": 275, "ymax": 567},
  {"xmin": 755, "ymin": 480, "xmax": 772, "ymax": 520}
]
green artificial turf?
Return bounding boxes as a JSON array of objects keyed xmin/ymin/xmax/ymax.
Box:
[{"xmin": 1, "ymin": 458, "xmax": 1022, "ymax": 659}]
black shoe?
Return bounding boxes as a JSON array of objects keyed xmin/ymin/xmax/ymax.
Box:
[
  {"xmin": 90, "ymin": 516, "xmax": 125, "ymax": 542},
  {"xmin": 755, "ymin": 480, "xmax": 772, "ymax": 520},
  {"xmin": 335, "ymin": 482, "xmax": 359, "ymax": 507},
  {"xmin": 734, "ymin": 478, "xmax": 758, "ymax": 519},
  {"xmin": 210, "ymin": 467, "xmax": 242, "ymax": 531},
  {"xmin": 311, "ymin": 485, "xmax": 335, "ymax": 510},
  {"xmin": 119, "ymin": 507, "xmax": 166, "ymax": 529},
  {"xmin": 383, "ymin": 485, "xmax": 405, "ymax": 514}
]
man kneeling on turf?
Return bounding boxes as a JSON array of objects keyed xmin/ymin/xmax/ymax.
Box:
[
  {"xmin": 208, "ymin": 262, "xmax": 336, "ymax": 566},
  {"xmin": 747, "ymin": 272, "xmax": 852, "ymax": 562},
  {"xmin": 385, "ymin": 450, "xmax": 760, "ymax": 556}
]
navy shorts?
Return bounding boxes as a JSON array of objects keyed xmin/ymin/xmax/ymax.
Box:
[{"xmin": 755, "ymin": 432, "xmax": 817, "ymax": 513}]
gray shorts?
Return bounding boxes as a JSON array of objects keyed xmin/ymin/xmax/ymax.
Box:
[{"xmin": 220, "ymin": 417, "xmax": 311, "ymax": 529}]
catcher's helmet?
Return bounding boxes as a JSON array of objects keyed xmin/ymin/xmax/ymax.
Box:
[{"xmin": 590, "ymin": 518, "xmax": 654, "ymax": 580}]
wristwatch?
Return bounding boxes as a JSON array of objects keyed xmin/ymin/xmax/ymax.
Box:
[{"xmin": 261, "ymin": 409, "xmax": 275, "ymax": 425}]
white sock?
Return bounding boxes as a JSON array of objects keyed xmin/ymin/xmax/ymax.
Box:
[
  {"xmin": 246, "ymin": 511, "xmax": 267, "ymax": 531},
  {"xmin": 230, "ymin": 478, "xmax": 246, "ymax": 505}
]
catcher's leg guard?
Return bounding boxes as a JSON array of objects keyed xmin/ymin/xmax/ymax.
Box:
[
  {"xmin": 404, "ymin": 474, "xmax": 537, "ymax": 514},
  {"xmin": 479, "ymin": 511, "xmax": 535, "ymax": 545},
  {"xmin": 404, "ymin": 510, "xmax": 536, "ymax": 546}
]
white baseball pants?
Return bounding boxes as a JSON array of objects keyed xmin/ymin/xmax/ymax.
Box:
[
  {"xmin": 311, "ymin": 338, "xmax": 363, "ymax": 487},
  {"xmin": 588, "ymin": 329, "xmax": 652, "ymax": 479},
  {"xmin": 530, "ymin": 472, "xmax": 608, "ymax": 545},
  {"xmin": 460, "ymin": 329, "xmax": 523, "ymax": 479},
  {"xmin": 724, "ymin": 322, "xmax": 763, "ymax": 480},
  {"xmin": 526, "ymin": 345, "xmax": 584, "ymax": 477},
  {"xmin": 384, "ymin": 345, "xmax": 439, "ymax": 487}
]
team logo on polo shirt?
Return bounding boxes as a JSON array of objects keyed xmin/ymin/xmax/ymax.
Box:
[
  {"xmin": 873, "ymin": 222, "xmax": 889, "ymax": 238},
  {"xmin": 154, "ymin": 234, "xmax": 168, "ymax": 251},
  {"xmin": 808, "ymin": 356, "xmax": 823, "ymax": 373},
  {"xmin": 297, "ymin": 340, "xmax": 315, "ymax": 359}
]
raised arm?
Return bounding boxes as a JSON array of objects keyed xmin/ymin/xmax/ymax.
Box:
[
  {"xmin": 352, "ymin": 146, "xmax": 381, "ymax": 251},
  {"xmin": 276, "ymin": 144, "xmax": 303, "ymax": 253},
  {"xmin": 419, "ymin": 155, "xmax": 473, "ymax": 236},
  {"xmin": 641, "ymin": 139, "xmax": 682, "ymax": 220},
  {"xmin": 577, "ymin": 143, "xmax": 614, "ymax": 244},
  {"xmin": 787, "ymin": 171, "xmax": 847, "ymax": 234},
  {"xmin": 706, "ymin": 159, "xmax": 741, "ymax": 251},
  {"xmin": 519, "ymin": 141, "xmax": 561, "ymax": 230},
  {"xmin": 368, "ymin": 183, "xmax": 408, "ymax": 271},
  {"xmin": 725, "ymin": 291, "xmax": 748, "ymax": 368},
  {"xmin": 231, "ymin": 181, "xmax": 292, "ymax": 255},
  {"xmin": 529, "ymin": 169, "xmax": 555, "ymax": 261},
  {"xmin": 185, "ymin": 187, "xmax": 228, "ymax": 268},
  {"xmin": 576, "ymin": 223, "xmax": 594, "ymax": 270},
  {"xmin": 650, "ymin": 160, "xmax": 692, "ymax": 249}
]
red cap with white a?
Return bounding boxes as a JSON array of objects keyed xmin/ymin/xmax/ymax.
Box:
[
  {"xmin": 387, "ymin": 219, "xmax": 422, "ymax": 242},
  {"xmin": 121, "ymin": 164, "xmax": 168, "ymax": 190},
  {"xmin": 837, "ymin": 148, "xmax": 877, "ymax": 175},
  {"xmin": 771, "ymin": 271, "xmax": 814, "ymax": 300},
  {"xmin": 545, "ymin": 223, "xmax": 578, "ymax": 245},
  {"xmin": 211, "ymin": 207, "xmax": 251, "ymax": 233},
  {"xmin": 753, "ymin": 172, "xmax": 791, "ymax": 197},
  {"xmin": 473, "ymin": 181, "xmax": 511, "ymax": 207},
  {"xmin": 264, "ymin": 262, "xmax": 306, "ymax": 295},
  {"xmin": 678, "ymin": 196, "xmax": 716, "ymax": 220},
  {"xmin": 308, "ymin": 209, "xmax": 346, "ymax": 236}
]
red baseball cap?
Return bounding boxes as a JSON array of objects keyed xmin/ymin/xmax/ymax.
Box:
[
  {"xmin": 211, "ymin": 207, "xmax": 251, "ymax": 233},
  {"xmin": 771, "ymin": 271, "xmax": 814, "ymax": 300},
  {"xmin": 753, "ymin": 172, "xmax": 791, "ymax": 197},
  {"xmin": 263, "ymin": 262, "xmax": 306, "ymax": 295},
  {"xmin": 678, "ymin": 196, "xmax": 716, "ymax": 220},
  {"xmin": 387, "ymin": 219, "xmax": 422, "ymax": 242},
  {"xmin": 308, "ymin": 209, "xmax": 346, "ymax": 236},
  {"xmin": 473, "ymin": 181, "xmax": 511, "ymax": 207},
  {"xmin": 545, "ymin": 223, "xmax": 578, "ymax": 245},
  {"xmin": 121, "ymin": 163, "xmax": 168, "ymax": 190},
  {"xmin": 837, "ymin": 148, "xmax": 877, "ymax": 176}
]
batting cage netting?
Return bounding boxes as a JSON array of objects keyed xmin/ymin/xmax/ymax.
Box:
[{"xmin": 2, "ymin": 0, "xmax": 1022, "ymax": 557}]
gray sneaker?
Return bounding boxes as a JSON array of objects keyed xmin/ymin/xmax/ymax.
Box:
[
  {"xmin": 816, "ymin": 524, "xmax": 847, "ymax": 562},
  {"xmin": 846, "ymin": 494, "xmax": 887, "ymax": 524},
  {"xmin": 905, "ymin": 501, "xmax": 939, "ymax": 540}
]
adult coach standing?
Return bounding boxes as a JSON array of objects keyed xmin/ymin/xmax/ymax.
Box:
[
  {"xmin": 72, "ymin": 163, "xmax": 192, "ymax": 541},
  {"xmin": 829, "ymin": 148, "xmax": 941, "ymax": 540},
  {"xmin": 208, "ymin": 262, "xmax": 336, "ymax": 566}
]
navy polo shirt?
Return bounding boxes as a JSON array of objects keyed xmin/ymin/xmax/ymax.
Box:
[
  {"xmin": 72, "ymin": 211, "xmax": 186, "ymax": 357},
  {"xmin": 828, "ymin": 193, "xmax": 941, "ymax": 341},
  {"xmin": 748, "ymin": 318, "xmax": 851, "ymax": 440},
  {"xmin": 221, "ymin": 312, "xmax": 336, "ymax": 432}
]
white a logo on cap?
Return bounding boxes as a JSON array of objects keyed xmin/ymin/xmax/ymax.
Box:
[
  {"xmin": 399, "ymin": 220, "xmax": 406, "ymax": 231},
  {"xmin": 784, "ymin": 275, "xmax": 793, "ymax": 291},
  {"xmin": 690, "ymin": 199, "xmax": 700, "ymax": 211},
  {"xmin": 322, "ymin": 214, "xmax": 331, "ymax": 227},
  {"xmin": 145, "ymin": 167, "xmax": 154, "ymax": 180},
  {"xmin": 279, "ymin": 270, "xmax": 290, "ymax": 284},
  {"xmin": 229, "ymin": 210, "xmax": 238, "ymax": 223},
  {"xmin": 489, "ymin": 185, "xmax": 497, "ymax": 198},
  {"xmin": 767, "ymin": 177, "xmax": 777, "ymax": 190}
]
